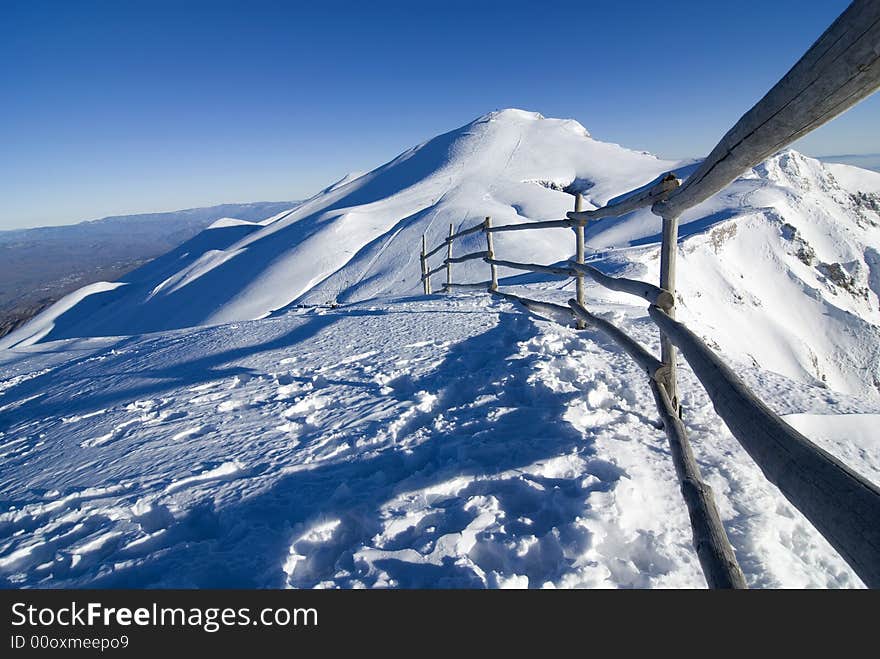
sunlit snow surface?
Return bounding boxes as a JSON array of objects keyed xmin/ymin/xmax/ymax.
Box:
[
  {"xmin": 2, "ymin": 110, "xmax": 880, "ymax": 588},
  {"xmin": 1, "ymin": 294, "xmax": 877, "ymax": 588},
  {"xmin": 4, "ymin": 111, "xmax": 880, "ymax": 397}
]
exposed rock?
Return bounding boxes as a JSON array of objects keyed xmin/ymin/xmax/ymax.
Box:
[
  {"xmin": 817, "ymin": 261, "xmax": 870, "ymax": 301},
  {"xmin": 851, "ymin": 191, "xmax": 880, "ymax": 227},
  {"xmin": 710, "ymin": 223, "xmax": 737, "ymax": 253},
  {"xmin": 780, "ymin": 222, "xmax": 816, "ymax": 266}
]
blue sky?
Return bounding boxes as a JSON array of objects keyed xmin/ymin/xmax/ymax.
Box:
[{"xmin": 2, "ymin": 0, "xmax": 876, "ymax": 229}]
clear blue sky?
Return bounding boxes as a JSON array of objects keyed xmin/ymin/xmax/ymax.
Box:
[{"xmin": 2, "ymin": 0, "xmax": 877, "ymax": 229}]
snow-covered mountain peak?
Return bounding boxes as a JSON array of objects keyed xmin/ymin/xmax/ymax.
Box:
[
  {"xmin": 2, "ymin": 113, "xmax": 880, "ymax": 590},
  {"xmin": 484, "ymin": 108, "xmax": 546, "ymax": 121},
  {"xmin": 751, "ymin": 149, "xmax": 835, "ymax": 191},
  {"xmin": 3, "ymin": 110, "xmax": 880, "ymax": 400},
  {"xmin": 0, "ymin": 110, "xmax": 674, "ymax": 347},
  {"xmin": 479, "ymin": 108, "xmax": 591, "ymax": 138}
]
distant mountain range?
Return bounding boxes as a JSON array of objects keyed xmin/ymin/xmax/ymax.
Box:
[
  {"xmin": 817, "ymin": 153, "xmax": 880, "ymax": 172},
  {"xmin": 4, "ymin": 110, "xmax": 880, "ymax": 399},
  {"xmin": 0, "ymin": 201, "xmax": 298, "ymax": 337},
  {"xmin": 2, "ymin": 110, "xmax": 879, "ymax": 589}
]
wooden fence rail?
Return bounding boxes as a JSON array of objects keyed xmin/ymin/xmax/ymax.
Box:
[
  {"xmin": 568, "ymin": 173, "xmax": 680, "ymax": 223},
  {"xmin": 649, "ymin": 306, "xmax": 880, "ymax": 588},
  {"xmin": 490, "ymin": 289, "xmax": 575, "ymax": 321},
  {"xmin": 415, "ymin": 0, "xmax": 880, "ymax": 588},
  {"xmin": 424, "ymin": 221, "xmax": 487, "ymax": 260},
  {"xmin": 649, "ymin": 378, "xmax": 748, "ymax": 589},
  {"xmin": 423, "ymin": 239, "xmax": 449, "ymax": 261},
  {"xmin": 443, "ymin": 281, "xmax": 492, "ymax": 291},
  {"xmin": 445, "ymin": 250, "xmax": 490, "ymax": 264},
  {"xmin": 450, "ymin": 221, "xmax": 487, "ymax": 240},
  {"xmin": 568, "ymin": 300, "xmax": 666, "ymax": 380},
  {"xmin": 654, "ymin": 0, "xmax": 880, "ymax": 219},
  {"xmin": 568, "ymin": 262, "xmax": 674, "ymax": 309},
  {"xmin": 483, "ymin": 172, "xmax": 681, "ymax": 234},
  {"xmin": 484, "ymin": 257, "xmax": 576, "ymax": 278},
  {"xmin": 485, "ymin": 217, "xmax": 573, "ymax": 233},
  {"xmin": 425, "ymin": 263, "xmax": 447, "ymax": 279}
]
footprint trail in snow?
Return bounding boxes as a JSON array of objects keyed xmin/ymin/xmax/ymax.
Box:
[{"xmin": 0, "ymin": 294, "xmax": 876, "ymax": 588}]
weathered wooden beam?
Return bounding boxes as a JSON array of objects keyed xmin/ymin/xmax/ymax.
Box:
[
  {"xmin": 649, "ymin": 379, "xmax": 748, "ymax": 589},
  {"xmin": 568, "ymin": 300, "xmax": 666, "ymax": 380},
  {"xmin": 450, "ymin": 221, "xmax": 486, "ymax": 240},
  {"xmin": 486, "ymin": 258, "xmax": 576, "ymax": 278},
  {"xmin": 424, "ymin": 239, "xmax": 449, "ymax": 260},
  {"xmin": 485, "ymin": 218, "xmax": 572, "ymax": 232},
  {"xmin": 424, "ymin": 263, "xmax": 446, "ymax": 279},
  {"xmin": 567, "ymin": 262, "xmax": 674, "ymax": 309},
  {"xmin": 420, "ymin": 234, "xmax": 430, "ymax": 295},
  {"xmin": 648, "ymin": 305, "xmax": 880, "ymax": 587},
  {"xmin": 443, "ymin": 281, "xmax": 492, "ymax": 291},
  {"xmin": 485, "ymin": 217, "xmax": 498, "ymax": 291},
  {"xmin": 491, "ymin": 289, "xmax": 575, "ymax": 320},
  {"xmin": 654, "ymin": 0, "xmax": 880, "ymax": 218},
  {"xmin": 424, "ymin": 222, "xmax": 486, "ymax": 259},
  {"xmin": 485, "ymin": 176, "xmax": 679, "ymax": 234},
  {"xmin": 568, "ymin": 173, "xmax": 680, "ymax": 223},
  {"xmin": 445, "ymin": 250, "xmax": 490, "ymax": 264},
  {"xmin": 446, "ymin": 223, "xmax": 454, "ymax": 289}
]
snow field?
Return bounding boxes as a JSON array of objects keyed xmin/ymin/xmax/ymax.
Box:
[
  {"xmin": 1, "ymin": 109, "xmax": 879, "ymax": 589},
  {"xmin": 1, "ymin": 293, "xmax": 875, "ymax": 588}
]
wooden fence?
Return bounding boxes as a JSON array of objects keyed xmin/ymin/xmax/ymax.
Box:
[{"xmin": 418, "ymin": 0, "xmax": 880, "ymax": 589}]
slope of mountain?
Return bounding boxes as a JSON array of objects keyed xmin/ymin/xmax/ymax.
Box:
[
  {"xmin": 0, "ymin": 201, "xmax": 298, "ymax": 339},
  {"xmin": 3, "ymin": 110, "xmax": 880, "ymax": 399},
  {"xmin": 0, "ymin": 110, "xmax": 677, "ymax": 344},
  {"xmin": 1, "ymin": 110, "xmax": 879, "ymax": 588},
  {"xmin": 580, "ymin": 151, "xmax": 880, "ymax": 397}
]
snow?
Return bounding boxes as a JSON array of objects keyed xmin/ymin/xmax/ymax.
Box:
[
  {"xmin": 0, "ymin": 293, "xmax": 877, "ymax": 588},
  {"xmin": 825, "ymin": 162, "xmax": 880, "ymax": 195},
  {"xmin": 0, "ymin": 109, "xmax": 676, "ymax": 346},
  {"xmin": 579, "ymin": 149, "xmax": 880, "ymax": 397},
  {"xmin": 3, "ymin": 112, "xmax": 878, "ymax": 401},
  {"xmin": 1, "ymin": 281, "xmax": 128, "ymax": 349},
  {"xmin": 206, "ymin": 217, "xmax": 261, "ymax": 229},
  {"xmin": 1, "ymin": 109, "xmax": 879, "ymax": 588}
]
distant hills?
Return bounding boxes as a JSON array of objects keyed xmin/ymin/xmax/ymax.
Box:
[
  {"xmin": 0, "ymin": 201, "xmax": 298, "ymax": 337},
  {"xmin": 818, "ymin": 153, "xmax": 880, "ymax": 172},
  {"xmin": 4, "ymin": 109, "xmax": 880, "ymax": 399}
]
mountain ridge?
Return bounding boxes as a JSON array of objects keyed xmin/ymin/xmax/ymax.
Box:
[
  {"xmin": 3, "ymin": 109, "xmax": 880, "ymax": 397},
  {"xmin": 0, "ymin": 200, "xmax": 299, "ymax": 341},
  {"xmin": 2, "ymin": 111, "xmax": 880, "ymax": 589}
]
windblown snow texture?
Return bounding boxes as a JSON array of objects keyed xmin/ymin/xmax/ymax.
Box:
[{"xmin": 1, "ymin": 110, "xmax": 879, "ymax": 588}]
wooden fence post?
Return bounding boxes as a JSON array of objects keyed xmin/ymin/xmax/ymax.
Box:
[
  {"xmin": 574, "ymin": 193, "xmax": 586, "ymax": 329},
  {"xmin": 446, "ymin": 223, "xmax": 454, "ymax": 291},
  {"xmin": 649, "ymin": 304, "xmax": 880, "ymax": 588},
  {"xmin": 421, "ymin": 233, "xmax": 431, "ymax": 295},
  {"xmin": 485, "ymin": 216, "xmax": 498, "ymax": 291},
  {"xmin": 659, "ymin": 213, "xmax": 679, "ymax": 411},
  {"xmin": 650, "ymin": 379, "xmax": 747, "ymax": 588}
]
